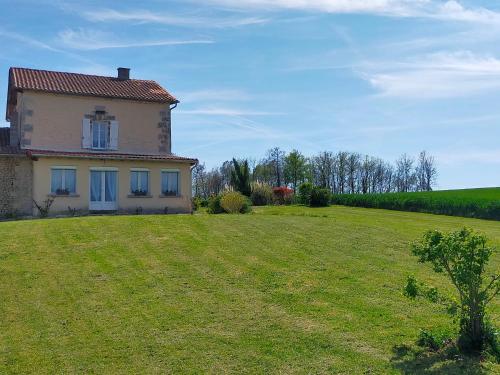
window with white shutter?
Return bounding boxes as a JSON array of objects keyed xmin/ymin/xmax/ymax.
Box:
[
  {"xmin": 109, "ymin": 121, "xmax": 119, "ymax": 150},
  {"xmin": 82, "ymin": 119, "xmax": 92, "ymax": 149}
]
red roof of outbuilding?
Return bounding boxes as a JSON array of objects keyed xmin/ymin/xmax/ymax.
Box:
[{"xmin": 8, "ymin": 67, "xmax": 178, "ymax": 104}]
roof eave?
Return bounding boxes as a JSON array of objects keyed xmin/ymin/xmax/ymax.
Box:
[{"xmin": 26, "ymin": 150, "xmax": 197, "ymax": 164}]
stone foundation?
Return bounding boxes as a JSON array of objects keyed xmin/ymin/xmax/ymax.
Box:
[{"xmin": 0, "ymin": 155, "xmax": 33, "ymax": 217}]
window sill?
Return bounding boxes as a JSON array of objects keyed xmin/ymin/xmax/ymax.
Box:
[
  {"xmin": 127, "ymin": 194, "xmax": 153, "ymax": 198},
  {"xmin": 159, "ymin": 194, "xmax": 181, "ymax": 198},
  {"xmin": 48, "ymin": 193, "xmax": 80, "ymax": 198}
]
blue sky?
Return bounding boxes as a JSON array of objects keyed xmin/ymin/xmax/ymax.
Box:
[{"xmin": 1, "ymin": 0, "xmax": 499, "ymax": 189}]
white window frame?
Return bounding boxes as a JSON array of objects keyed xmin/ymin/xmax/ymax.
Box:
[
  {"xmin": 88, "ymin": 168, "xmax": 119, "ymax": 211},
  {"xmin": 50, "ymin": 166, "xmax": 77, "ymax": 195},
  {"xmin": 91, "ymin": 121, "xmax": 111, "ymax": 150},
  {"xmin": 161, "ymin": 169, "xmax": 180, "ymax": 197},
  {"xmin": 130, "ymin": 168, "xmax": 150, "ymax": 195}
]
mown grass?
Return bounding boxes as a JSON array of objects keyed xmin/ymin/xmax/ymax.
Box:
[
  {"xmin": 0, "ymin": 206, "xmax": 499, "ymax": 374},
  {"xmin": 331, "ymin": 187, "xmax": 500, "ymax": 220}
]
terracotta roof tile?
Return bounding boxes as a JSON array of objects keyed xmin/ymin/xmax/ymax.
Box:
[
  {"xmin": 26, "ymin": 149, "xmax": 197, "ymax": 164},
  {"xmin": 9, "ymin": 67, "xmax": 178, "ymax": 104}
]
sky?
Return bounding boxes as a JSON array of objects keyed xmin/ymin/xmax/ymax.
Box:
[{"xmin": 0, "ymin": 0, "xmax": 499, "ymax": 190}]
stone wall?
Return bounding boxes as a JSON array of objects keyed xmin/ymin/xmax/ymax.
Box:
[{"xmin": 0, "ymin": 155, "xmax": 33, "ymax": 216}]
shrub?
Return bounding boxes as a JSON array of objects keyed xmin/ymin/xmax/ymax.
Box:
[
  {"xmin": 273, "ymin": 186, "xmax": 294, "ymax": 205},
  {"xmin": 251, "ymin": 184, "xmax": 273, "ymax": 206},
  {"xmin": 220, "ymin": 191, "xmax": 251, "ymax": 214},
  {"xmin": 298, "ymin": 182, "xmax": 313, "ymax": 205},
  {"xmin": 33, "ymin": 197, "xmax": 55, "ymax": 218},
  {"xmin": 207, "ymin": 194, "xmax": 224, "ymax": 214},
  {"xmin": 417, "ymin": 328, "xmax": 454, "ymax": 351},
  {"xmin": 192, "ymin": 196, "xmax": 208, "ymax": 211},
  {"xmin": 405, "ymin": 228, "xmax": 499, "ymax": 353},
  {"xmin": 310, "ymin": 187, "xmax": 330, "ymax": 207}
]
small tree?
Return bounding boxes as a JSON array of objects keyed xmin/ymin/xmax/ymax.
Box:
[
  {"xmin": 405, "ymin": 228, "xmax": 499, "ymax": 352},
  {"xmin": 230, "ymin": 158, "xmax": 251, "ymax": 196}
]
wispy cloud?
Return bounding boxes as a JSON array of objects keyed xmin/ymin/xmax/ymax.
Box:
[
  {"xmin": 362, "ymin": 51, "xmax": 500, "ymax": 98},
  {"xmin": 80, "ymin": 8, "xmax": 269, "ymax": 28},
  {"xmin": 0, "ymin": 28, "xmax": 61, "ymax": 52},
  {"xmin": 58, "ymin": 28, "xmax": 213, "ymax": 50},
  {"xmin": 198, "ymin": 0, "xmax": 500, "ymax": 25},
  {"xmin": 179, "ymin": 89, "xmax": 252, "ymax": 104},
  {"xmin": 177, "ymin": 107, "xmax": 281, "ymax": 116}
]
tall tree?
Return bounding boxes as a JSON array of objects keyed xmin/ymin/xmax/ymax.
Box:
[
  {"xmin": 192, "ymin": 163, "xmax": 207, "ymax": 198},
  {"xmin": 346, "ymin": 152, "xmax": 360, "ymax": 194},
  {"xmin": 266, "ymin": 147, "xmax": 285, "ymax": 186},
  {"xmin": 312, "ymin": 151, "xmax": 335, "ymax": 191},
  {"xmin": 416, "ymin": 150, "xmax": 437, "ymax": 191},
  {"xmin": 230, "ymin": 158, "xmax": 251, "ymax": 196},
  {"xmin": 395, "ymin": 154, "xmax": 416, "ymax": 192},
  {"xmin": 284, "ymin": 150, "xmax": 307, "ymax": 192}
]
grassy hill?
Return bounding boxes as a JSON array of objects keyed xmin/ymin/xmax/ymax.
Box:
[
  {"xmin": 0, "ymin": 206, "xmax": 499, "ymax": 373},
  {"xmin": 331, "ymin": 187, "xmax": 500, "ymax": 220}
]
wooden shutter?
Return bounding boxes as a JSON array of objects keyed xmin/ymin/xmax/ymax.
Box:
[
  {"xmin": 82, "ymin": 119, "xmax": 91, "ymax": 149},
  {"xmin": 109, "ymin": 121, "xmax": 119, "ymax": 150}
]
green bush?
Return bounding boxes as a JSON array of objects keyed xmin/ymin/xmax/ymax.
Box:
[
  {"xmin": 220, "ymin": 191, "xmax": 252, "ymax": 214},
  {"xmin": 207, "ymin": 194, "xmax": 224, "ymax": 214},
  {"xmin": 310, "ymin": 187, "xmax": 330, "ymax": 207},
  {"xmin": 192, "ymin": 196, "xmax": 208, "ymax": 211},
  {"xmin": 417, "ymin": 328, "xmax": 454, "ymax": 351},
  {"xmin": 298, "ymin": 182, "xmax": 313, "ymax": 205},
  {"xmin": 406, "ymin": 228, "xmax": 499, "ymax": 353},
  {"xmin": 251, "ymin": 184, "xmax": 273, "ymax": 206}
]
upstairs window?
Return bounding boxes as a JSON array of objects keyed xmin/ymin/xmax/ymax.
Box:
[
  {"xmin": 82, "ymin": 119, "xmax": 119, "ymax": 150},
  {"xmin": 92, "ymin": 121, "xmax": 110, "ymax": 149},
  {"xmin": 161, "ymin": 170, "xmax": 180, "ymax": 196},
  {"xmin": 130, "ymin": 170, "xmax": 149, "ymax": 196},
  {"xmin": 51, "ymin": 167, "xmax": 76, "ymax": 195}
]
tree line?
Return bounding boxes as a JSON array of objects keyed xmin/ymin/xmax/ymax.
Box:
[{"xmin": 192, "ymin": 148, "xmax": 437, "ymax": 198}]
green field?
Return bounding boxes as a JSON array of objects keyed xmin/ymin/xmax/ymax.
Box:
[
  {"xmin": 0, "ymin": 206, "xmax": 499, "ymax": 374},
  {"xmin": 331, "ymin": 187, "xmax": 500, "ymax": 220}
]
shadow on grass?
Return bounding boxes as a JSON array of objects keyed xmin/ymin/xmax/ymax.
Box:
[{"xmin": 391, "ymin": 344, "xmax": 486, "ymax": 375}]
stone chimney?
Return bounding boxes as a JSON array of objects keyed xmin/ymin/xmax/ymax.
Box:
[{"xmin": 117, "ymin": 67, "xmax": 130, "ymax": 80}]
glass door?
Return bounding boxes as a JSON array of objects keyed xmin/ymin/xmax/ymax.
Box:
[{"xmin": 89, "ymin": 170, "xmax": 118, "ymax": 210}]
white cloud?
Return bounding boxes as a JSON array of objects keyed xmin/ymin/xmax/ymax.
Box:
[
  {"xmin": 81, "ymin": 8, "xmax": 269, "ymax": 28},
  {"xmin": 177, "ymin": 107, "xmax": 280, "ymax": 116},
  {"xmin": 362, "ymin": 51, "xmax": 500, "ymax": 98},
  {"xmin": 179, "ymin": 89, "xmax": 252, "ymax": 103},
  {"xmin": 58, "ymin": 28, "xmax": 213, "ymax": 50},
  {"xmin": 198, "ymin": 0, "xmax": 500, "ymax": 24}
]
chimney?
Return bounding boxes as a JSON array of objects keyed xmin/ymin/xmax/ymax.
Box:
[{"xmin": 117, "ymin": 67, "xmax": 130, "ymax": 80}]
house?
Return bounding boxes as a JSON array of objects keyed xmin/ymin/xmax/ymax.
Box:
[{"xmin": 0, "ymin": 67, "xmax": 197, "ymax": 216}]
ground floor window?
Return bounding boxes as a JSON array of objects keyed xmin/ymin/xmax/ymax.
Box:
[
  {"xmin": 161, "ymin": 170, "xmax": 180, "ymax": 196},
  {"xmin": 51, "ymin": 167, "xmax": 76, "ymax": 195},
  {"xmin": 130, "ymin": 170, "xmax": 149, "ymax": 196}
]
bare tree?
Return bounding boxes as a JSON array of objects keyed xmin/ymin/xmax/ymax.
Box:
[
  {"xmin": 265, "ymin": 147, "xmax": 286, "ymax": 186},
  {"xmin": 192, "ymin": 163, "xmax": 207, "ymax": 198},
  {"xmin": 395, "ymin": 154, "xmax": 416, "ymax": 192},
  {"xmin": 347, "ymin": 152, "xmax": 360, "ymax": 194},
  {"xmin": 312, "ymin": 151, "xmax": 335, "ymax": 191},
  {"xmin": 415, "ymin": 150, "xmax": 437, "ymax": 191}
]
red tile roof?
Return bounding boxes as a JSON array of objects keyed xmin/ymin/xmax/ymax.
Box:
[
  {"xmin": 8, "ymin": 67, "xmax": 178, "ymax": 104},
  {"xmin": 26, "ymin": 149, "xmax": 197, "ymax": 164}
]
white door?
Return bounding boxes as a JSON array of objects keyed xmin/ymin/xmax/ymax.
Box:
[{"xmin": 89, "ymin": 170, "xmax": 118, "ymax": 210}]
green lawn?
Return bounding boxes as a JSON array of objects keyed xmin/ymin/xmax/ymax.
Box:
[
  {"xmin": 331, "ymin": 187, "xmax": 500, "ymax": 220},
  {"xmin": 0, "ymin": 206, "xmax": 499, "ymax": 374}
]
